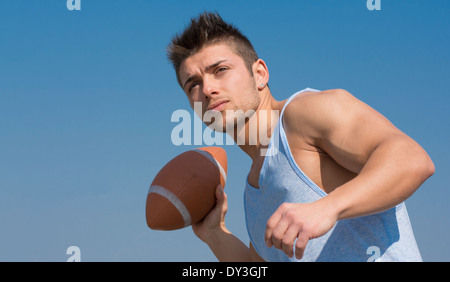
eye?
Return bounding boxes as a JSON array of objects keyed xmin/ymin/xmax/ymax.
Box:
[
  {"xmin": 215, "ymin": 67, "xmax": 228, "ymax": 75},
  {"xmin": 188, "ymin": 81, "xmax": 200, "ymax": 93}
]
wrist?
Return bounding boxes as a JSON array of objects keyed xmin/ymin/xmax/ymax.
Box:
[
  {"xmin": 315, "ymin": 193, "xmax": 345, "ymax": 222},
  {"xmin": 202, "ymin": 224, "xmax": 230, "ymax": 246},
  {"xmin": 196, "ymin": 224, "xmax": 230, "ymax": 245}
]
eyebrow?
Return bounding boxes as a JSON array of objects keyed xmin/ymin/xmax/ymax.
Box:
[{"xmin": 183, "ymin": 59, "xmax": 229, "ymax": 90}]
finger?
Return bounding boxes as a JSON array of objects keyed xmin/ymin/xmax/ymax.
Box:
[
  {"xmin": 215, "ymin": 184, "xmax": 225, "ymax": 203},
  {"xmin": 214, "ymin": 185, "xmax": 227, "ymax": 213},
  {"xmin": 265, "ymin": 207, "xmax": 285, "ymax": 247},
  {"xmin": 281, "ymin": 225, "xmax": 300, "ymax": 258},
  {"xmin": 271, "ymin": 217, "xmax": 292, "ymax": 250},
  {"xmin": 294, "ymin": 232, "xmax": 309, "ymax": 260}
]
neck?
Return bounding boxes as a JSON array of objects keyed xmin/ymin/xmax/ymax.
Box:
[{"xmin": 232, "ymin": 88, "xmax": 285, "ymax": 161}]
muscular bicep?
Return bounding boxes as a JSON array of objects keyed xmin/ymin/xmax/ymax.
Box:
[{"xmin": 283, "ymin": 89, "xmax": 404, "ymax": 174}]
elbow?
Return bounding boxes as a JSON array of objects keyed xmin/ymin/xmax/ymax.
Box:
[
  {"xmin": 424, "ymin": 157, "xmax": 435, "ymax": 179},
  {"xmin": 399, "ymin": 153, "xmax": 435, "ymax": 201},
  {"xmin": 420, "ymin": 146, "xmax": 435, "ymax": 179},
  {"xmin": 397, "ymin": 136, "xmax": 435, "ymax": 182},
  {"xmin": 411, "ymin": 152, "xmax": 435, "ymax": 183}
]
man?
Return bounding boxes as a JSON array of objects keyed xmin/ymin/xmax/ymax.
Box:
[{"xmin": 166, "ymin": 12, "xmax": 434, "ymax": 261}]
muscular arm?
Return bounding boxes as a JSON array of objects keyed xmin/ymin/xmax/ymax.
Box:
[
  {"xmin": 265, "ymin": 89, "xmax": 435, "ymax": 258},
  {"xmin": 288, "ymin": 89, "xmax": 434, "ymax": 218},
  {"xmin": 192, "ymin": 185, "xmax": 260, "ymax": 261},
  {"xmin": 201, "ymin": 227, "xmax": 253, "ymax": 262}
]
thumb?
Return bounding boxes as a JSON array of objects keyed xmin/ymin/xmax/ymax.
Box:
[
  {"xmin": 214, "ymin": 184, "xmax": 228, "ymax": 212},
  {"xmin": 215, "ymin": 184, "xmax": 226, "ymax": 203}
]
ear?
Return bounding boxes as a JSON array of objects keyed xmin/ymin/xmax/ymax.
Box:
[{"xmin": 252, "ymin": 59, "xmax": 269, "ymax": 90}]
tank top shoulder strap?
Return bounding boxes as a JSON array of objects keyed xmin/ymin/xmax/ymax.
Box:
[{"xmin": 280, "ymin": 88, "xmax": 321, "ymax": 117}]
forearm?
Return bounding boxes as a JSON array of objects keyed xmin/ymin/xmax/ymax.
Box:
[
  {"xmin": 203, "ymin": 226, "xmax": 252, "ymax": 262},
  {"xmin": 323, "ymin": 136, "xmax": 434, "ymax": 220}
]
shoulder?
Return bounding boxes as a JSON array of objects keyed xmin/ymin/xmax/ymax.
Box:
[
  {"xmin": 282, "ymin": 88, "xmax": 355, "ymax": 133},
  {"xmin": 282, "ymin": 88, "xmax": 395, "ymax": 147},
  {"xmin": 281, "ymin": 88, "xmax": 374, "ymax": 154},
  {"xmin": 284, "ymin": 88, "xmax": 353, "ymax": 115}
]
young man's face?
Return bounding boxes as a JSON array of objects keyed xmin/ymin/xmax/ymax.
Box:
[{"xmin": 179, "ymin": 42, "xmax": 261, "ymax": 132}]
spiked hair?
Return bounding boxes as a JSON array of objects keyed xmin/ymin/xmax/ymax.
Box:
[{"xmin": 167, "ymin": 12, "xmax": 259, "ymax": 86}]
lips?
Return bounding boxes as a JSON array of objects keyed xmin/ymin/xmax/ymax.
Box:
[{"xmin": 207, "ymin": 100, "xmax": 228, "ymax": 111}]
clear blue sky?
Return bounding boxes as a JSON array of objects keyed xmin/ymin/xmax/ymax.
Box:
[{"xmin": 0, "ymin": 0, "xmax": 449, "ymax": 261}]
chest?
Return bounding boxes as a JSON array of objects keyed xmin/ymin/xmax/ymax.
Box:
[{"xmin": 247, "ymin": 146, "xmax": 356, "ymax": 194}]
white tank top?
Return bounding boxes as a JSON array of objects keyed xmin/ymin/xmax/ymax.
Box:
[{"xmin": 244, "ymin": 88, "xmax": 422, "ymax": 262}]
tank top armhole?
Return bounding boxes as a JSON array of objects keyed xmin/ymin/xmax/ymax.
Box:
[{"xmin": 278, "ymin": 88, "xmax": 328, "ymax": 198}]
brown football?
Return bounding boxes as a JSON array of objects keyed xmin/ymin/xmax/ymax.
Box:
[{"xmin": 146, "ymin": 147, "xmax": 227, "ymax": 230}]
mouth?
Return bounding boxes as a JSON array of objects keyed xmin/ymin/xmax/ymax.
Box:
[{"xmin": 207, "ymin": 100, "xmax": 229, "ymax": 112}]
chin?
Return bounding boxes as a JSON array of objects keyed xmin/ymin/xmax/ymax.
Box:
[{"xmin": 206, "ymin": 121, "xmax": 227, "ymax": 133}]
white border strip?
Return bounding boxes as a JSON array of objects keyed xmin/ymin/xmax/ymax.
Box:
[
  {"xmin": 194, "ymin": 149, "xmax": 227, "ymax": 183},
  {"xmin": 148, "ymin": 185, "xmax": 191, "ymax": 227}
]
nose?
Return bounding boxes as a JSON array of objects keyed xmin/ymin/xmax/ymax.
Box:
[{"xmin": 201, "ymin": 78, "xmax": 219, "ymax": 99}]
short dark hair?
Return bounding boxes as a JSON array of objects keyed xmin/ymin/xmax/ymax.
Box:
[{"xmin": 167, "ymin": 12, "xmax": 259, "ymax": 86}]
